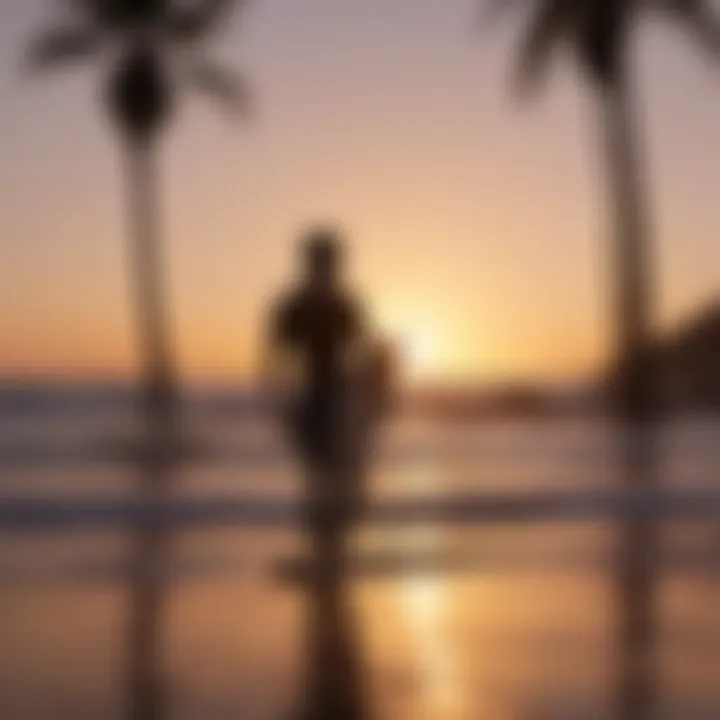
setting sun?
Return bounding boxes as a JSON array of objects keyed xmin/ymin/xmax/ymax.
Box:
[
  {"xmin": 375, "ymin": 307, "xmax": 446, "ymax": 381},
  {"xmin": 400, "ymin": 327, "xmax": 438, "ymax": 379}
]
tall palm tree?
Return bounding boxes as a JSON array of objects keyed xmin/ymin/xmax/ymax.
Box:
[
  {"xmin": 28, "ymin": 8, "xmax": 247, "ymax": 717},
  {"xmin": 486, "ymin": 0, "xmax": 718, "ymax": 418},
  {"xmin": 485, "ymin": 2, "xmax": 718, "ymax": 719},
  {"xmin": 28, "ymin": 0, "xmax": 248, "ymax": 431}
]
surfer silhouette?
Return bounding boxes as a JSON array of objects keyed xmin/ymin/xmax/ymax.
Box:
[
  {"xmin": 265, "ymin": 226, "xmax": 395, "ymax": 720},
  {"xmin": 265, "ymin": 226, "xmax": 394, "ymax": 507}
]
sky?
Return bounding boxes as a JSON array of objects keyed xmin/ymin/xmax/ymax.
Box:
[{"xmin": 1, "ymin": 0, "xmax": 719, "ymax": 384}]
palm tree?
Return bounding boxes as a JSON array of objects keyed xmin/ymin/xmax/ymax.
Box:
[
  {"xmin": 486, "ymin": 0, "xmax": 718, "ymax": 418},
  {"xmin": 485, "ymin": 2, "xmax": 718, "ymax": 718},
  {"xmin": 28, "ymin": 0, "xmax": 248, "ymax": 432},
  {"xmin": 28, "ymin": 8, "xmax": 247, "ymax": 717}
]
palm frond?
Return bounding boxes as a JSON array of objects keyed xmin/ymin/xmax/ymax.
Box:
[
  {"xmin": 190, "ymin": 60, "xmax": 251, "ymax": 115},
  {"xmin": 494, "ymin": 0, "xmax": 717, "ymax": 97},
  {"xmin": 26, "ymin": 26, "xmax": 101, "ymax": 70},
  {"xmin": 576, "ymin": 0, "xmax": 629, "ymax": 86},
  {"xmin": 661, "ymin": 0, "xmax": 720, "ymax": 55},
  {"xmin": 64, "ymin": 0, "xmax": 105, "ymax": 19},
  {"xmin": 167, "ymin": 0, "xmax": 240, "ymax": 42},
  {"xmin": 76, "ymin": 0, "xmax": 170, "ymax": 28},
  {"xmin": 516, "ymin": 0, "xmax": 578, "ymax": 92}
]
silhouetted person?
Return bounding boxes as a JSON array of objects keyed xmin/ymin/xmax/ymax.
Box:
[
  {"xmin": 267, "ymin": 227, "xmax": 367, "ymax": 500},
  {"xmin": 266, "ymin": 226, "xmax": 387, "ymax": 720}
]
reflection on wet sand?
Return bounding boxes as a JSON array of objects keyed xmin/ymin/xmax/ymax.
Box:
[
  {"xmin": 391, "ymin": 462, "xmax": 469, "ymax": 720},
  {"xmin": 403, "ymin": 576, "xmax": 466, "ymax": 719},
  {"xmin": 2, "ymin": 421, "xmax": 720, "ymax": 718}
]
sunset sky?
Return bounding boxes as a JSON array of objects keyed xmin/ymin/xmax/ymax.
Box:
[{"xmin": 1, "ymin": 0, "xmax": 719, "ymax": 384}]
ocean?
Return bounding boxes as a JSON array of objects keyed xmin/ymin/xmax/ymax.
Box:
[{"xmin": 1, "ymin": 390, "xmax": 719, "ymax": 719}]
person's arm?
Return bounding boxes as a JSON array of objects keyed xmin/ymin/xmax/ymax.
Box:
[
  {"xmin": 342, "ymin": 293, "xmax": 369, "ymax": 372},
  {"xmin": 259, "ymin": 297, "xmax": 300, "ymax": 419}
]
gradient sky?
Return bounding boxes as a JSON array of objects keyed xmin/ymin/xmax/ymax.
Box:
[{"xmin": 1, "ymin": 0, "xmax": 719, "ymax": 383}]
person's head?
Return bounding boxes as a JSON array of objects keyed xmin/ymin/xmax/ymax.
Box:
[{"xmin": 301, "ymin": 225, "xmax": 344, "ymax": 288}]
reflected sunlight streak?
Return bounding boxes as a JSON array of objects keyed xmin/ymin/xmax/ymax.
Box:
[{"xmin": 399, "ymin": 463, "xmax": 468, "ymax": 719}]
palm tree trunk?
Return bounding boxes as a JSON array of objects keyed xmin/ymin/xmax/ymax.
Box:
[
  {"xmin": 128, "ymin": 515, "xmax": 166, "ymax": 720},
  {"xmin": 124, "ymin": 138, "xmax": 175, "ymax": 720},
  {"xmin": 126, "ymin": 139, "xmax": 177, "ymax": 430},
  {"xmin": 602, "ymin": 73, "xmax": 658, "ymax": 720}
]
